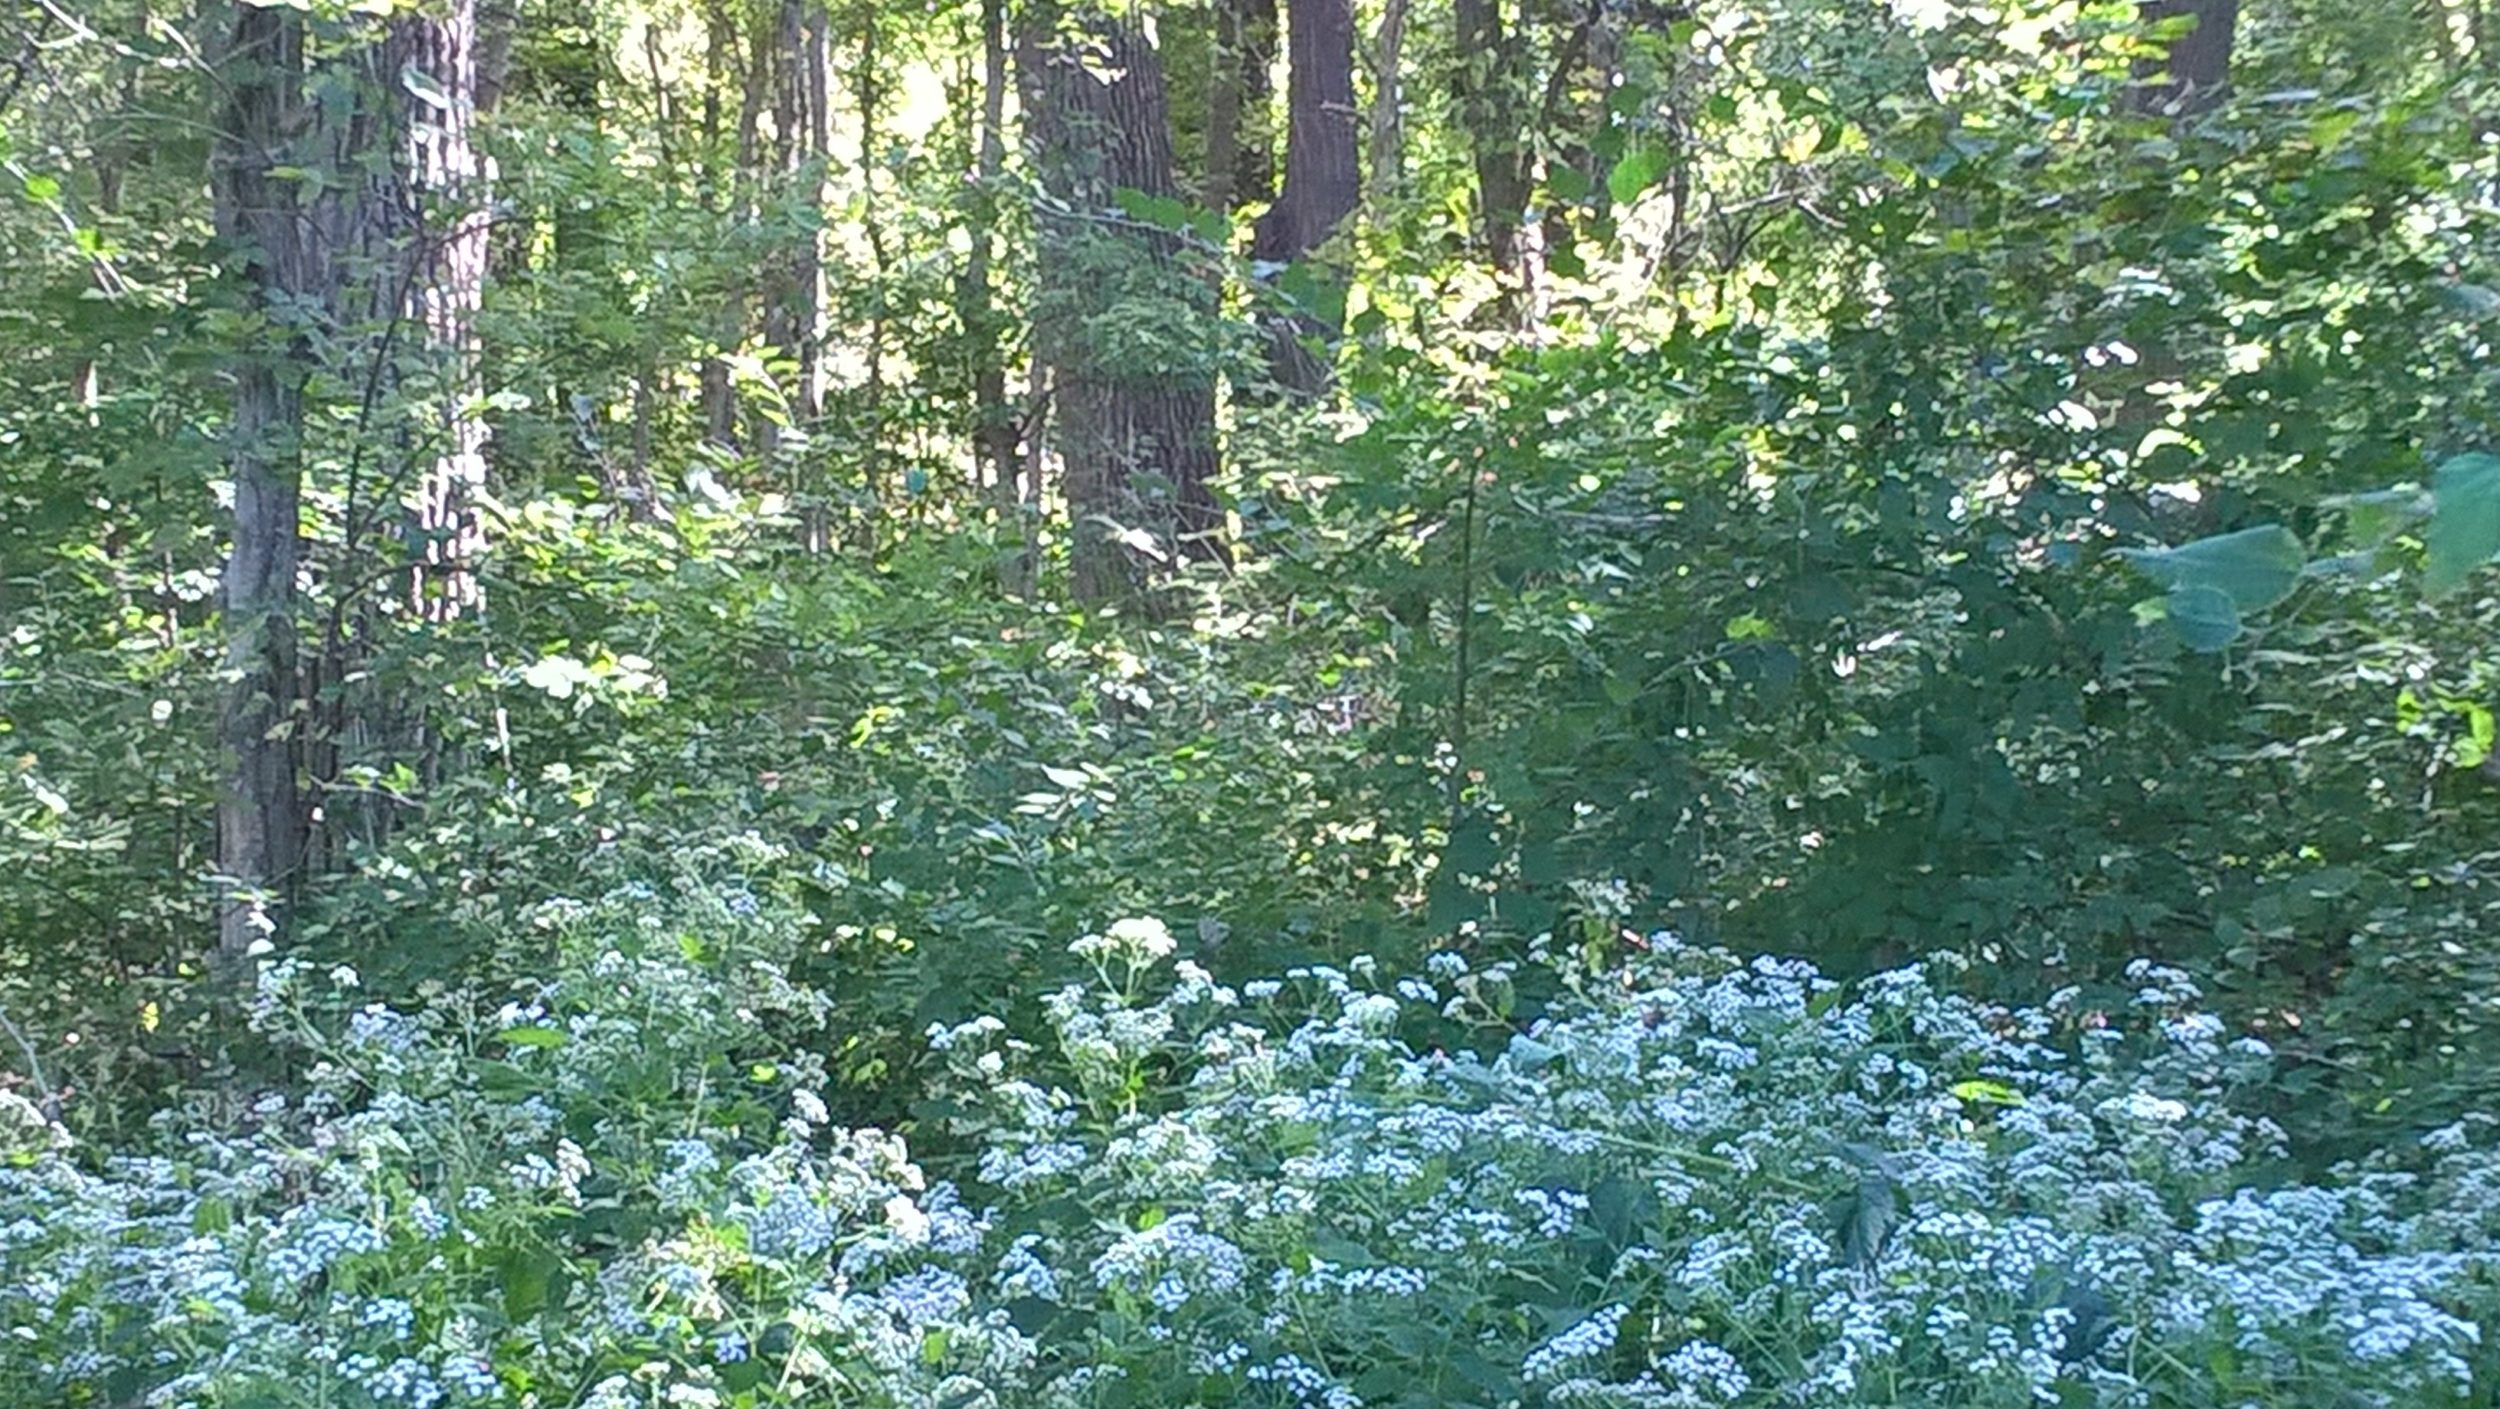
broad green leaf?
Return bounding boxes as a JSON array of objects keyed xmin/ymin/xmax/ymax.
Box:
[
  {"xmin": 1112, "ymin": 187, "xmax": 1190, "ymax": 234},
  {"xmin": 1832, "ymin": 1170, "xmax": 1896, "ymax": 1270},
  {"xmin": 399, "ymin": 62, "xmax": 452, "ymax": 111},
  {"xmin": 2164, "ymin": 583, "xmax": 2243, "ymax": 652},
  {"xmin": 497, "ymin": 1025, "xmax": 567, "ymax": 1049},
  {"xmin": 2424, "ymin": 453, "xmax": 2500, "ymax": 597},
  {"xmin": 500, "ymin": 1248, "xmax": 559, "ymax": 1319},
  {"xmin": 1505, "ymin": 1033, "xmax": 1562, "ymax": 1072},
  {"xmin": 1607, "ymin": 146, "xmax": 1668, "ymax": 205},
  {"xmin": 2320, "ymin": 486, "xmax": 2430, "ymax": 547},
  {"xmin": 1445, "ymin": 817, "xmax": 1498, "ymax": 874},
  {"xmin": 2438, "ymin": 283, "xmax": 2500, "ymax": 319},
  {"xmin": 2119, "ymin": 524, "xmax": 2306, "ymax": 611}
]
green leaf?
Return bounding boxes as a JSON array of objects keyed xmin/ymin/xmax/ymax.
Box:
[
  {"xmin": 1112, "ymin": 187, "xmax": 1190, "ymax": 234},
  {"xmin": 1444, "ymin": 817, "xmax": 1498, "ymax": 875},
  {"xmin": 1832, "ymin": 1170, "xmax": 1896, "ymax": 1271},
  {"xmin": 1607, "ymin": 146, "xmax": 1668, "ymax": 206},
  {"xmin": 2321, "ymin": 486, "xmax": 2430, "ymax": 547},
  {"xmin": 399, "ymin": 62, "xmax": 452, "ymax": 112},
  {"xmin": 1948, "ymin": 1078, "xmax": 2022, "ymax": 1107},
  {"xmin": 1313, "ymin": 1234, "xmax": 1377, "ymax": 1267},
  {"xmin": 2119, "ymin": 524, "xmax": 2306, "ymax": 611},
  {"xmin": 1277, "ymin": 260, "xmax": 1348, "ymax": 328},
  {"xmin": 2164, "ymin": 583, "xmax": 2244, "ymax": 652},
  {"xmin": 2438, "ymin": 283, "xmax": 2500, "ymax": 319},
  {"xmin": 498, "ymin": 1025, "xmax": 568, "ymax": 1049},
  {"xmin": 2424, "ymin": 452, "xmax": 2500, "ymax": 598},
  {"xmin": 500, "ymin": 1248, "xmax": 559, "ymax": 1319},
  {"xmin": 1505, "ymin": 1033, "xmax": 1562, "ymax": 1072}
]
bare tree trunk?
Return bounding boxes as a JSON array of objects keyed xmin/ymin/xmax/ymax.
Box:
[
  {"xmin": 476, "ymin": 1, "xmax": 516, "ymax": 113},
  {"xmin": 800, "ymin": 7, "xmax": 830, "ymax": 427},
  {"xmin": 1021, "ymin": 2, "xmax": 1225, "ymax": 602},
  {"xmin": 210, "ymin": 2, "xmax": 313, "ymax": 956},
  {"xmin": 703, "ymin": 5, "xmax": 767, "ymax": 449},
  {"xmin": 1367, "ymin": 0, "xmax": 1406, "ymax": 199},
  {"xmin": 756, "ymin": 0, "xmax": 802, "ymax": 459},
  {"xmin": 1205, "ymin": 0, "xmax": 1278, "ymax": 214},
  {"xmin": 963, "ymin": 0, "xmax": 1021, "ymax": 568},
  {"xmin": 1253, "ymin": 0, "xmax": 1359, "ymax": 393},
  {"xmin": 2133, "ymin": 0, "xmax": 2238, "ymax": 114},
  {"xmin": 857, "ymin": 10, "xmax": 891, "ymax": 542},
  {"xmin": 389, "ymin": 2, "xmax": 494, "ymax": 623}
]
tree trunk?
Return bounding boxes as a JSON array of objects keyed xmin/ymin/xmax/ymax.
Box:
[
  {"xmin": 704, "ymin": 5, "xmax": 767, "ymax": 448},
  {"xmin": 293, "ymin": 0, "xmax": 494, "ymax": 864},
  {"xmin": 857, "ymin": 10, "xmax": 892, "ymax": 542},
  {"xmin": 210, "ymin": 2, "xmax": 313, "ymax": 956},
  {"xmin": 963, "ymin": 0, "xmax": 1022, "ymax": 559},
  {"xmin": 388, "ymin": 1, "xmax": 494, "ymax": 623},
  {"xmin": 801, "ymin": 7, "xmax": 831, "ymax": 428},
  {"xmin": 1253, "ymin": 0, "xmax": 1359, "ymax": 393},
  {"xmin": 2133, "ymin": 0, "xmax": 2238, "ymax": 114},
  {"xmin": 1452, "ymin": 0, "xmax": 1530, "ymax": 273},
  {"xmin": 1205, "ymin": 0, "xmax": 1279, "ymax": 214},
  {"xmin": 1020, "ymin": 2, "xmax": 1225, "ymax": 602},
  {"xmin": 1367, "ymin": 0, "xmax": 1406, "ymax": 199}
]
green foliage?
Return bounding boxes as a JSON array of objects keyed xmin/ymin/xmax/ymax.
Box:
[{"xmin": 3, "ymin": 1, "xmax": 2500, "ymax": 1401}]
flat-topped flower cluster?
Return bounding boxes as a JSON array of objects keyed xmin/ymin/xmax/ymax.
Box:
[{"xmin": 2, "ymin": 876, "xmax": 2494, "ymax": 1408}]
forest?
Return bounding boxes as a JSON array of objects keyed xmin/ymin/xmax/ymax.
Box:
[{"xmin": 3, "ymin": 0, "xmax": 2500, "ymax": 1403}]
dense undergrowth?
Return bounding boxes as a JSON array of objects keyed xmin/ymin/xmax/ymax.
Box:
[
  {"xmin": 7, "ymin": 867, "xmax": 2496, "ymax": 1408},
  {"xmin": 6, "ymin": 3, "xmax": 2500, "ymax": 1404}
]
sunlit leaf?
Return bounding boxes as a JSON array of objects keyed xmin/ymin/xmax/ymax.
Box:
[
  {"xmin": 2424, "ymin": 452, "xmax": 2500, "ymax": 598},
  {"xmin": 2164, "ymin": 583, "xmax": 2243, "ymax": 652},
  {"xmin": 2119, "ymin": 524, "xmax": 2306, "ymax": 611}
]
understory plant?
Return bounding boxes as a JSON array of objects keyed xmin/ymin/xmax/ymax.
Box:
[{"xmin": 2, "ymin": 874, "xmax": 2493, "ymax": 1408}]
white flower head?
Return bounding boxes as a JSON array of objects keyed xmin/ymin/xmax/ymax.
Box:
[
  {"xmin": 1073, "ymin": 917, "xmax": 1177, "ymax": 967},
  {"xmin": 885, "ymin": 1193, "xmax": 932, "ymax": 1243}
]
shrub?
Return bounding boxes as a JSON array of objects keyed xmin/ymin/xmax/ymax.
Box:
[{"xmin": 3, "ymin": 880, "xmax": 2494, "ymax": 1408}]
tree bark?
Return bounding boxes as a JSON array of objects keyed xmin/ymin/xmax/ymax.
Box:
[
  {"xmin": 2133, "ymin": 0, "xmax": 2238, "ymax": 115},
  {"xmin": 703, "ymin": 4, "xmax": 767, "ymax": 448},
  {"xmin": 1020, "ymin": 2, "xmax": 1225, "ymax": 602},
  {"xmin": 385, "ymin": 1, "xmax": 494, "ymax": 623},
  {"xmin": 963, "ymin": 0, "xmax": 1022, "ymax": 557},
  {"xmin": 1367, "ymin": 0, "xmax": 1406, "ymax": 199},
  {"xmin": 1253, "ymin": 0, "xmax": 1359, "ymax": 393},
  {"xmin": 856, "ymin": 9, "xmax": 891, "ymax": 540},
  {"xmin": 209, "ymin": 2, "xmax": 313, "ymax": 956},
  {"xmin": 290, "ymin": 0, "xmax": 494, "ymax": 865},
  {"xmin": 1452, "ymin": 0, "xmax": 1531, "ymax": 273},
  {"xmin": 1205, "ymin": 0, "xmax": 1278, "ymax": 213}
]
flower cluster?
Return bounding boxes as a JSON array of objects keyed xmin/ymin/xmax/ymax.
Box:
[
  {"xmin": 4, "ymin": 890, "xmax": 2495, "ymax": 1409},
  {"xmin": 925, "ymin": 926, "xmax": 2500, "ymax": 1408}
]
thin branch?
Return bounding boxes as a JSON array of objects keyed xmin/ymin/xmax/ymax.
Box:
[{"xmin": 0, "ymin": 1004, "xmax": 59, "ymax": 1120}]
